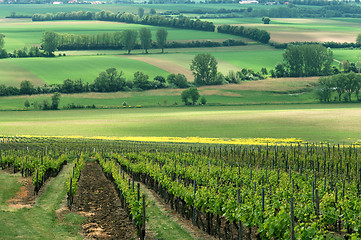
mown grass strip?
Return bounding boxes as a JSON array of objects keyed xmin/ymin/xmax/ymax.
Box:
[{"xmin": 0, "ymin": 164, "xmax": 85, "ymax": 240}]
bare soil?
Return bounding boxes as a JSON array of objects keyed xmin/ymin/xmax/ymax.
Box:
[
  {"xmin": 72, "ymin": 162, "xmax": 137, "ymax": 239},
  {"xmin": 5, "ymin": 175, "xmax": 35, "ymax": 209}
]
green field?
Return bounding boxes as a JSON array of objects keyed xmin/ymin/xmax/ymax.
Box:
[
  {"xmin": 210, "ymin": 17, "xmax": 361, "ymax": 43},
  {"xmin": 0, "ymin": 104, "xmax": 360, "ymax": 144},
  {"xmin": 1, "ymin": 55, "xmax": 168, "ymax": 85},
  {"xmin": 0, "ymin": 19, "xmax": 243, "ymax": 51},
  {"xmin": 0, "ymin": 164, "xmax": 85, "ymax": 240}
]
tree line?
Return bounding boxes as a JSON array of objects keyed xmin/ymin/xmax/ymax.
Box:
[
  {"xmin": 245, "ymin": 4, "xmax": 361, "ymax": 18},
  {"xmin": 269, "ymin": 41, "xmax": 361, "ymax": 50},
  {"xmin": 317, "ymin": 72, "xmax": 361, "ymax": 102},
  {"xmin": 55, "ymin": 31, "xmax": 246, "ymax": 51},
  {"xmin": 31, "ymin": 10, "xmax": 272, "ymax": 45},
  {"xmin": 217, "ymin": 24, "xmax": 270, "ymax": 44},
  {"xmin": 32, "ymin": 10, "xmax": 216, "ymax": 32},
  {"xmin": 0, "ymin": 52, "xmax": 269, "ymax": 97},
  {"xmin": 0, "ymin": 69, "xmax": 192, "ymax": 97}
]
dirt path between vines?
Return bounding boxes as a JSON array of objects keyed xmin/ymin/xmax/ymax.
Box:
[{"xmin": 72, "ymin": 162, "xmax": 137, "ymax": 239}]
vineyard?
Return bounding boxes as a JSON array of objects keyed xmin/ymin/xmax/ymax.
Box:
[{"xmin": 1, "ymin": 136, "xmax": 361, "ymax": 239}]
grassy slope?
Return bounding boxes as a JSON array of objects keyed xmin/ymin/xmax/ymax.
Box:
[
  {"xmin": 2, "ymin": 55, "xmax": 169, "ymax": 85},
  {"xmin": 0, "ymin": 104, "xmax": 361, "ymax": 143},
  {"xmin": 0, "ymin": 165, "xmax": 84, "ymax": 240},
  {"xmin": 0, "ymin": 20, "xmax": 242, "ymax": 51},
  {"xmin": 0, "ymin": 77, "xmax": 319, "ymax": 109},
  {"xmin": 0, "ymin": 4, "xmax": 245, "ymax": 17}
]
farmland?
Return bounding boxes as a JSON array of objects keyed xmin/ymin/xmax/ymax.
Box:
[
  {"xmin": 1, "ymin": 104, "xmax": 361, "ymax": 144},
  {"xmin": 2, "ymin": 3, "xmax": 361, "ymax": 240}
]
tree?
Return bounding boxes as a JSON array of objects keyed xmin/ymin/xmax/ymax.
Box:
[
  {"xmin": 20, "ymin": 80, "xmax": 35, "ymax": 95},
  {"xmin": 133, "ymin": 71, "xmax": 152, "ymax": 90},
  {"xmin": 200, "ymin": 96, "xmax": 207, "ymax": 105},
  {"xmin": 333, "ymin": 74, "xmax": 347, "ymax": 102},
  {"xmin": 181, "ymin": 89, "xmax": 190, "ymax": 105},
  {"xmin": 121, "ymin": 30, "xmax": 138, "ymax": 54},
  {"xmin": 138, "ymin": 8, "xmax": 144, "ymax": 18},
  {"xmin": 283, "ymin": 44, "xmax": 333, "ymax": 77},
  {"xmin": 51, "ymin": 92, "xmax": 61, "ymax": 110},
  {"xmin": 181, "ymin": 87, "xmax": 200, "ymax": 105},
  {"xmin": 150, "ymin": 8, "xmax": 156, "ymax": 15},
  {"xmin": 93, "ymin": 68, "xmax": 126, "ymax": 92},
  {"xmin": 0, "ymin": 34, "xmax": 5, "ymax": 49},
  {"xmin": 262, "ymin": 17, "xmax": 271, "ymax": 24},
  {"xmin": 24, "ymin": 99, "xmax": 30, "ymax": 108},
  {"xmin": 356, "ymin": 33, "xmax": 361, "ymax": 45},
  {"xmin": 139, "ymin": 28, "xmax": 152, "ymax": 54},
  {"xmin": 316, "ymin": 77, "xmax": 333, "ymax": 102},
  {"xmin": 167, "ymin": 73, "xmax": 189, "ymax": 88},
  {"xmin": 156, "ymin": 28, "xmax": 168, "ymax": 53},
  {"xmin": 344, "ymin": 72, "xmax": 358, "ymax": 101},
  {"xmin": 188, "ymin": 87, "xmax": 200, "ymax": 105},
  {"xmin": 342, "ymin": 60, "xmax": 350, "ymax": 72},
  {"xmin": 41, "ymin": 31, "xmax": 59, "ymax": 56},
  {"xmin": 190, "ymin": 53, "xmax": 218, "ymax": 86}
]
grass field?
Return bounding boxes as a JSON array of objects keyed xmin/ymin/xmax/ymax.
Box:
[
  {"xmin": 0, "ymin": 77, "xmax": 318, "ymax": 110},
  {"xmin": 1, "ymin": 55, "xmax": 169, "ymax": 86},
  {"xmin": 0, "ymin": 165, "xmax": 85, "ymax": 240},
  {"xmin": 0, "ymin": 104, "xmax": 360, "ymax": 144},
  {"xmin": 0, "ymin": 3, "xmax": 255, "ymax": 18},
  {"xmin": 0, "ymin": 19, "xmax": 243, "ymax": 51},
  {"xmin": 210, "ymin": 18, "xmax": 361, "ymax": 43}
]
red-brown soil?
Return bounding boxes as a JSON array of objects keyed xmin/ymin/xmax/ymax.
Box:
[{"xmin": 72, "ymin": 162, "xmax": 137, "ymax": 239}]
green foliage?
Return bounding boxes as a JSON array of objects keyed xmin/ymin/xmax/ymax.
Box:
[
  {"xmin": 262, "ymin": 17, "xmax": 271, "ymax": 24},
  {"xmin": 93, "ymin": 68, "xmax": 126, "ymax": 92},
  {"xmin": 121, "ymin": 29, "xmax": 138, "ymax": 54},
  {"xmin": 139, "ymin": 28, "xmax": 152, "ymax": 54},
  {"xmin": 149, "ymin": 8, "xmax": 156, "ymax": 15},
  {"xmin": 24, "ymin": 99, "xmax": 30, "ymax": 108},
  {"xmin": 356, "ymin": 33, "xmax": 361, "ymax": 45},
  {"xmin": 20, "ymin": 80, "xmax": 35, "ymax": 95},
  {"xmin": 200, "ymin": 96, "xmax": 207, "ymax": 105},
  {"xmin": 317, "ymin": 73, "xmax": 361, "ymax": 102},
  {"xmin": 133, "ymin": 71, "xmax": 152, "ymax": 90},
  {"xmin": 0, "ymin": 33, "xmax": 5, "ymax": 49},
  {"xmin": 41, "ymin": 31, "xmax": 59, "ymax": 57},
  {"xmin": 156, "ymin": 28, "xmax": 168, "ymax": 53},
  {"xmin": 217, "ymin": 24, "xmax": 270, "ymax": 44},
  {"xmin": 283, "ymin": 44, "xmax": 333, "ymax": 77},
  {"xmin": 138, "ymin": 7, "xmax": 145, "ymax": 18},
  {"xmin": 51, "ymin": 92, "xmax": 61, "ymax": 110},
  {"xmin": 190, "ymin": 53, "xmax": 219, "ymax": 86},
  {"xmin": 167, "ymin": 73, "xmax": 189, "ymax": 88},
  {"xmin": 96, "ymin": 153, "xmax": 144, "ymax": 228},
  {"xmin": 181, "ymin": 87, "xmax": 200, "ymax": 105}
]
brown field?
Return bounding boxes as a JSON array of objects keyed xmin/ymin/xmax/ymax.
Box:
[
  {"xmin": 123, "ymin": 55, "xmax": 195, "ymax": 81},
  {"xmin": 0, "ymin": 60, "xmax": 45, "ymax": 87},
  {"xmin": 269, "ymin": 31, "xmax": 357, "ymax": 44}
]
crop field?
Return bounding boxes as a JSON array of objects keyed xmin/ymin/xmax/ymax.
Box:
[
  {"xmin": 210, "ymin": 18, "xmax": 361, "ymax": 43},
  {"xmin": 0, "ymin": 19, "xmax": 243, "ymax": 51},
  {"xmin": 0, "ymin": 104, "xmax": 361, "ymax": 143},
  {"xmin": 0, "ymin": 3, "xmax": 267, "ymax": 18},
  {"xmin": 1, "ymin": 136, "xmax": 361, "ymax": 239},
  {"xmin": 2, "ymin": 3, "xmax": 361, "ymax": 240},
  {"xmin": 1, "ymin": 55, "xmax": 169, "ymax": 86},
  {"xmin": 0, "ymin": 76, "xmax": 318, "ymax": 110},
  {"xmin": 0, "ymin": 45, "xmax": 283, "ymax": 87}
]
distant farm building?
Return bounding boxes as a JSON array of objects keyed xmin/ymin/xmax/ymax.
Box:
[{"xmin": 239, "ymin": 0, "xmax": 258, "ymax": 4}]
